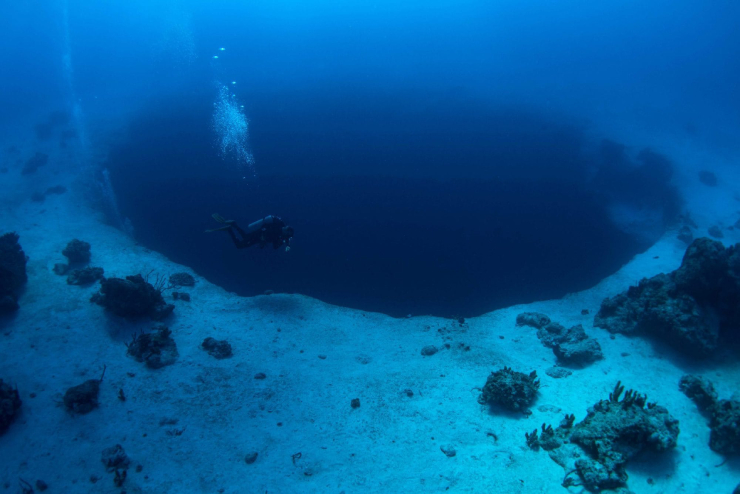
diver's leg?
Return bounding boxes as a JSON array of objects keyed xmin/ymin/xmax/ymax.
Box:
[{"xmin": 227, "ymin": 227, "xmax": 243, "ymax": 248}]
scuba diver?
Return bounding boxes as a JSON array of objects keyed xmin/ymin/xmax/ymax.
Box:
[{"xmin": 207, "ymin": 214, "xmax": 294, "ymax": 251}]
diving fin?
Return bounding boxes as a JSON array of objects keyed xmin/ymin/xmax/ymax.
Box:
[
  {"xmin": 205, "ymin": 225, "xmax": 233, "ymax": 233},
  {"xmin": 205, "ymin": 213, "xmax": 236, "ymax": 233},
  {"xmin": 212, "ymin": 213, "xmax": 235, "ymax": 224}
]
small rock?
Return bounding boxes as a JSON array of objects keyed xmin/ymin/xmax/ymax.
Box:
[
  {"xmin": 53, "ymin": 263, "xmax": 69, "ymax": 275},
  {"xmin": 201, "ymin": 337, "xmax": 232, "ymax": 359},
  {"xmin": 318, "ymin": 354, "xmax": 327, "ymax": 359},
  {"xmin": 101, "ymin": 444, "xmax": 130, "ymax": 472},
  {"xmin": 708, "ymin": 225, "xmax": 724, "ymax": 239},
  {"xmin": 516, "ymin": 312, "xmax": 551, "ymax": 329},
  {"xmin": 64, "ymin": 375, "xmax": 103, "ymax": 414},
  {"xmin": 62, "ymin": 239, "xmax": 91, "ymax": 264},
  {"xmin": 66, "ymin": 266, "xmax": 104, "ymax": 285},
  {"xmin": 254, "ymin": 373, "xmax": 266, "ymax": 380},
  {"xmin": 35, "ymin": 479, "xmax": 48, "ymax": 491},
  {"xmin": 421, "ymin": 345, "xmax": 438, "ymax": 356},
  {"xmin": 169, "ymin": 272, "xmax": 195, "ymax": 287},
  {"xmin": 351, "ymin": 398, "xmax": 361, "ymax": 409},
  {"xmin": 545, "ymin": 367, "xmax": 572, "ymax": 379},
  {"xmin": 440, "ymin": 444, "xmax": 456, "ymax": 457},
  {"xmin": 244, "ymin": 452, "xmax": 258, "ymax": 464}
]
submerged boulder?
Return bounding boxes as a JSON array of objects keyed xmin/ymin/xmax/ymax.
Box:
[
  {"xmin": 478, "ymin": 366, "xmax": 540, "ymax": 412},
  {"xmin": 518, "ymin": 315, "xmax": 603, "ymax": 366},
  {"xmin": 526, "ymin": 381, "xmax": 679, "ymax": 493},
  {"xmin": 91, "ymin": 274, "xmax": 174, "ymax": 320},
  {"xmin": 516, "ymin": 312, "xmax": 551, "ymax": 329},
  {"xmin": 0, "ymin": 379, "xmax": 22, "ymax": 434},
  {"xmin": 201, "ymin": 337, "xmax": 233, "ymax": 359},
  {"xmin": 680, "ymin": 374, "xmax": 740, "ymax": 455},
  {"xmin": 63, "ymin": 367, "xmax": 106, "ymax": 414},
  {"xmin": 126, "ymin": 325, "xmax": 178, "ymax": 369},
  {"xmin": 0, "ymin": 232, "xmax": 27, "ymax": 314},
  {"xmin": 595, "ymin": 238, "xmax": 740, "ymax": 358},
  {"xmin": 67, "ymin": 267, "xmax": 104, "ymax": 286}
]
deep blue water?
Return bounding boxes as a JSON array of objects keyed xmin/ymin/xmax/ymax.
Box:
[
  {"xmin": 106, "ymin": 90, "xmax": 672, "ymax": 316},
  {"xmin": 3, "ymin": 0, "xmax": 739, "ymax": 315}
]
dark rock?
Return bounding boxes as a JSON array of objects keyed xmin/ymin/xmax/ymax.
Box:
[
  {"xmin": 534, "ymin": 322, "xmax": 603, "ymax": 366},
  {"xmin": 596, "ymin": 237, "xmax": 740, "ymax": 358},
  {"xmin": 581, "ymin": 309, "xmax": 589, "ymax": 315},
  {"xmin": 440, "ymin": 444, "xmax": 456, "ymax": 457},
  {"xmin": 0, "ymin": 379, "xmax": 22, "ymax": 434},
  {"xmin": 545, "ymin": 367, "xmax": 572, "ymax": 379},
  {"xmin": 708, "ymin": 225, "xmax": 724, "ymax": 239},
  {"xmin": 91, "ymin": 274, "xmax": 174, "ymax": 320},
  {"xmin": 67, "ymin": 267, "xmax": 104, "ymax": 285},
  {"xmin": 678, "ymin": 375, "xmax": 718, "ymax": 413},
  {"xmin": 172, "ymin": 291, "xmax": 191, "ymax": 302},
  {"xmin": 244, "ymin": 452, "xmax": 258, "ymax": 464},
  {"xmin": 0, "ymin": 232, "xmax": 27, "ymax": 314},
  {"xmin": 351, "ymin": 398, "xmax": 361, "ymax": 409},
  {"xmin": 674, "ymin": 237, "xmax": 729, "ymax": 303},
  {"xmin": 479, "ymin": 366, "xmax": 539, "ymax": 412},
  {"xmin": 516, "ymin": 312, "xmax": 551, "ymax": 329},
  {"xmin": 201, "ymin": 337, "xmax": 233, "ymax": 359},
  {"xmin": 683, "ymin": 375, "xmax": 740, "ymax": 455},
  {"xmin": 101, "ymin": 444, "xmax": 130, "ymax": 472},
  {"xmin": 420, "ymin": 345, "xmax": 438, "ymax": 356},
  {"xmin": 63, "ymin": 368, "xmax": 105, "ymax": 414},
  {"xmin": 62, "ymin": 239, "xmax": 91, "ymax": 264},
  {"xmin": 21, "ymin": 152, "xmax": 48, "ymax": 175},
  {"xmin": 708, "ymin": 398, "xmax": 740, "ymax": 455},
  {"xmin": 169, "ymin": 272, "xmax": 195, "ymax": 287},
  {"xmin": 53, "ymin": 263, "xmax": 69, "ymax": 275},
  {"xmin": 531, "ymin": 382, "xmax": 678, "ymax": 493},
  {"xmin": 677, "ymin": 225, "xmax": 694, "ymax": 245},
  {"xmin": 698, "ymin": 170, "xmax": 718, "ymax": 187},
  {"xmin": 595, "ymin": 273, "xmax": 719, "ymax": 358},
  {"xmin": 552, "ymin": 334, "xmax": 603, "ymax": 365},
  {"xmin": 572, "ymin": 458, "xmax": 626, "ymax": 492},
  {"xmin": 35, "ymin": 480, "xmax": 47, "ymax": 491},
  {"xmin": 126, "ymin": 325, "xmax": 178, "ymax": 369},
  {"xmin": 254, "ymin": 373, "xmax": 266, "ymax": 380},
  {"xmin": 570, "ymin": 394, "xmax": 679, "ymax": 458}
]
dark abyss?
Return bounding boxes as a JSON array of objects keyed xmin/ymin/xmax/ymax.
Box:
[{"xmin": 107, "ymin": 89, "xmax": 679, "ymax": 318}]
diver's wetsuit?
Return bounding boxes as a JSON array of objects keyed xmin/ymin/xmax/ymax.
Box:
[{"xmin": 228, "ymin": 215, "xmax": 293, "ymax": 250}]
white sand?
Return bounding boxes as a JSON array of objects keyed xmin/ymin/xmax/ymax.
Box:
[{"xmin": 1, "ymin": 134, "xmax": 739, "ymax": 493}]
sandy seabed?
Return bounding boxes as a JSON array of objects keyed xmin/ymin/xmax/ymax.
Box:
[{"xmin": 1, "ymin": 131, "xmax": 739, "ymax": 494}]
